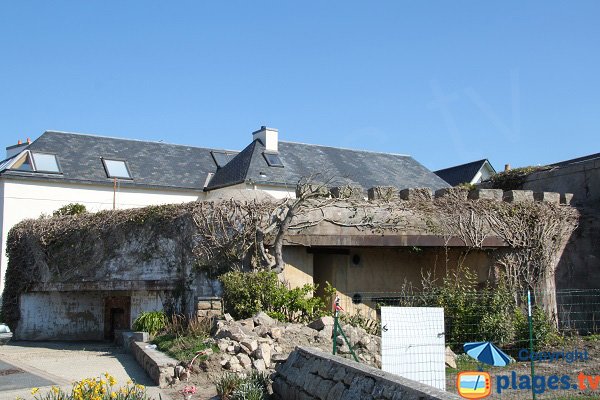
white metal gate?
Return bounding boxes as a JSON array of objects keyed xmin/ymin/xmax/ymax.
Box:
[{"xmin": 380, "ymin": 306, "xmax": 446, "ymax": 390}]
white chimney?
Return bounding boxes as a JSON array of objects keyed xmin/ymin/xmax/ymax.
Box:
[
  {"xmin": 252, "ymin": 126, "xmax": 278, "ymax": 152},
  {"xmin": 6, "ymin": 138, "xmax": 31, "ymax": 159}
]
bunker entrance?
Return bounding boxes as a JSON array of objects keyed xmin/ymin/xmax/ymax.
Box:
[{"xmin": 103, "ymin": 296, "xmax": 131, "ymax": 340}]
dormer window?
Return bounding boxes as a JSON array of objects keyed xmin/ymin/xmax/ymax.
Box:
[
  {"xmin": 211, "ymin": 151, "xmax": 236, "ymax": 168},
  {"xmin": 7, "ymin": 151, "xmax": 61, "ymax": 173},
  {"xmin": 262, "ymin": 152, "xmax": 284, "ymax": 167},
  {"xmin": 12, "ymin": 152, "xmax": 34, "ymax": 171},
  {"xmin": 102, "ymin": 158, "xmax": 132, "ymax": 179}
]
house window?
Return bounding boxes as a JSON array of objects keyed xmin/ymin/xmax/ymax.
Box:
[
  {"xmin": 11, "ymin": 152, "xmax": 34, "ymax": 171},
  {"xmin": 102, "ymin": 159, "xmax": 132, "ymax": 179},
  {"xmin": 211, "ymin": 151, "xmax": 236, "ymax": 168},
  {"xmin": 262, "ymin": 152, "xmax": 284, "ymax": 167},
  {"xmin": 31, "ymin": 152, "xmax": 61, "ymax": 173}
]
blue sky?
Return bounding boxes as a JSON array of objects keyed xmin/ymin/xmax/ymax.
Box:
[{"xmin": 1, "ymin": 1, "xmax": 598, "ymax": 171}]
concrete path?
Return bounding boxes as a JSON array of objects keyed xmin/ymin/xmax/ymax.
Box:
[{"xmin": 0, "ymin": 341, "xmax": 170, "ymax": 400}]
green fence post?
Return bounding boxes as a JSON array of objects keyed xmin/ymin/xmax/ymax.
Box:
[{"xmin": 333, "ymin": 310, "xmax": 338, "ymax": 355}]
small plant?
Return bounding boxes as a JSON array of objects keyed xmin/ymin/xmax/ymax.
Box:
[
  {"xmin": 216, "ymin": 373, "xmax": 243, "ymax": 399},
  {"xmin": 53, "ymin": 203, "xmax": 87, "ymax": 217},
  {"xmin": 231, "ymin": 382, "xmax": 264, "ymax": 400},
  {"xmin": 215, "ymin": 372, "xmax": 270, "ymax": 400},
  {"xmin": 133, "ymin": 310, "xmax": 167, "ymax": 336}
]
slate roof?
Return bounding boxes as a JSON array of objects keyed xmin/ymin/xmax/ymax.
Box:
[
  {"xmin": 434, "ymin": 159, "xmax": 494, "ymax": 187},
  {"xmin": 206, "ymin": 139, "xmax": 450, "ymax": 191},
  {"xmin": 550, "ymin": 153, "xmax": 600, "ymax": 168},
  {"xmin": 1, "ymin": 130, "xmax": 450, "ymax": 192},
  {"xmin": 0, "ymin": 131, "xmax": 222, "ymax": 190}
]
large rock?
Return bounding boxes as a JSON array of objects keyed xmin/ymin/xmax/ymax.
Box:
[
  {"xmin": 445, "ymin": 346, "xmax": 457, "ymax": 369},
  {"xmin": 308, "ymin": 316, "xmax": 334, "ymax": 331},
  {"xmin": 254, "ymin": 343, "xmax": 272, "ymax": 368},
  {"xmin": 252, "ymin": 358, "xmax": 267, "ymax": 371},
  {"xmin": 253, "ymin": 312, "xmax": 276, "ymax": 327},
  {"xmin": 237, "ymin": 353, "xmax": 253, "ymax": 369},
  {"xmin": 215, "ymin": 323, "xmax": 246, "ymax": 342},
  {"xmin": 268, "ymin": 326, "xmax": 284, "ymax": 339}
]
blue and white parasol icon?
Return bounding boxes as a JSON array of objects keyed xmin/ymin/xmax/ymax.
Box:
[{"xmin": 463, "ymin": 341, "xmax": 511, "ymax": 367}]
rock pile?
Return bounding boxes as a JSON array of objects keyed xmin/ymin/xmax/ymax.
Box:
[{"xmin": 208, "ymin": 312, "xmax": 381, "ymax": 373}]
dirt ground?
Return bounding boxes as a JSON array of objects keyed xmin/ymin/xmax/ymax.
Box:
[{"xmin": 446, "ymin": 337, "xmax": 600, "ymax": 399}]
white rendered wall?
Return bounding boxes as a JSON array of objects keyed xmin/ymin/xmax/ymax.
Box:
[{"xmin": 0, "ymin": 179, "xmax": 203, "ymax": 293}]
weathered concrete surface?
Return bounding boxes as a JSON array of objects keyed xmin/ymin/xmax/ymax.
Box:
[
  {"xmin": 272, "ymin": 346, "xmax": 460, "ymax": 400},
  {"xmin": 522, "ymin": 158, "xmax": 600, "ymax": 332},
  {"xmin": 0, "ymin": 341, "xmax": 163, "ymax": 400},
  {"xmin": 16, "ymin": 290, "xmax": 164, "ymax": 341}
]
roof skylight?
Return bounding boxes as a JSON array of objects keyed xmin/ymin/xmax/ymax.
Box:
[
  {"xmin": 211, "ymin": 151, "xmax": 236, "ymax": 168},
  {"xmin": 31, "ymin": 152, "xmax": 61, "ymax": 173},
  {"xmin": 102, "ymin": 159, "xmax": 132, "ymax": 179},
  {"xmin": 263, "ymin": 152, "xmax": 284, "ymax": 168}
]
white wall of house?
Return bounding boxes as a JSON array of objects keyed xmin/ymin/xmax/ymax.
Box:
[
  {"xmin": 0, "ymin": 178, "xmax": 203, "ymax": 293},
  {"xmin": 470, "ymin": 163, "xmax": 495, "ymax": 185},
  {"xmin": 250, "ymin": 183, "xmax": 295, "ymax": 199}
]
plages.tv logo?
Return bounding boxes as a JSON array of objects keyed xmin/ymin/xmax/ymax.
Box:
[
  {"xmin": 456, "ymin": 371, "xmax": 491, "ymax": 399},
  {"xmin": 456, "ymin": 341, "xmax": 512, "ymax": 399}
]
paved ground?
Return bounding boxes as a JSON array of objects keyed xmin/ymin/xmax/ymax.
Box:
[{"xmin": 0, "ymin": 341, "xmax": 170, "ymax": 400}]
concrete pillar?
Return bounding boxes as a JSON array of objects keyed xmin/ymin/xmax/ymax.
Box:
[
  {"xmin": 502, "ymin": 190, "xmax": 534, "ymax": 203},
  {"xmin": 468, "ymin": 189, "xmax": 503, "ymax": 201},
  {"xmin": 399, "ymin": 188, "xmax": 433, "ymax": 201},
  {"xmin": 533, "ymin": 192, "xmax": 561, "ymax": 204}
]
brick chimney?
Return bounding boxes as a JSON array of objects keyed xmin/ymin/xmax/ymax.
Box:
[
  {"xmin": 6, "ymin": 138, "xmax": 31, "ymax": 159},
  {"xmin": 252, "ymin": 126, "xmax": 278, "ymax": 152}
]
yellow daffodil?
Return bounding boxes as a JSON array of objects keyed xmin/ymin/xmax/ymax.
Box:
[{"xmin": 30, "ymin": 388, "xmax": 39, "ymax": 395}]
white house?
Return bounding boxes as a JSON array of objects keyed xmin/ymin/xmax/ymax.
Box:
[
  {"xmin": 434, "ymin": 159, "xmax": 496, "ymax": 187},
  {"xmin": 0, "ymin": 126, "xmax": 449, "ymax": 293}
]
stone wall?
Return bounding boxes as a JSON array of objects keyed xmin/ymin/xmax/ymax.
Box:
[
  {"xmin": 195, "ymin": 296, "xmax": 223, "ymax": 319},
  {"xmin": 272, "ymin": 347, "xmax": 459, "ymax": 400},
  {"xmin": 124, "ymin": 333, "xmax": 178, "ymax": 388}
]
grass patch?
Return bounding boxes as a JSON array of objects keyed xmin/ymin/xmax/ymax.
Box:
[
  {"xmin": 153, "ymin": 333, "xmax": 217, "ymax": 362},
  {"xmin": 151, "ymin": 315, "xmax": 217, "ymax": 362}
]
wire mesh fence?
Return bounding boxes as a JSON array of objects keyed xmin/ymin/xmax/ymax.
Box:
[{"xmin": 334, "ymin": 288, "xmax": 600, "ymax": 399}]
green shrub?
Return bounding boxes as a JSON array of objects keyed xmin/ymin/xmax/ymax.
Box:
[
  {"xmin": 132, "ymin": 310, "xmax": 167, "ymax": 336},
  {"xmin": 53, "ymin": 203, "xmax": 87, "ymax": 217},
  {"xmin": 219, "ymin": 271, "xmax": 326, "ymax": 323},
  {"xmin": 215, "ymin": 371, "xmax": 270, "ymax": 400},
  {"xmin": 514, "ymin": 306, "xmax": 561, "ymax": 351}
]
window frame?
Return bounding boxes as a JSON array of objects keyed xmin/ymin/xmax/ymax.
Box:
[
  {"xmin": 101, "ymin": 158, "xmax": 133, "ymax": 180},
  {"xmin": 262, "ymin": 151, "xmax": 284, "ymax": 168},
  {"xmin": 210, "ymin": 150, "xmax": 237, "ymax": 168},
  {"xmin": 30, "ymin": 151, "xmax": 63, "ymax": 174}
]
